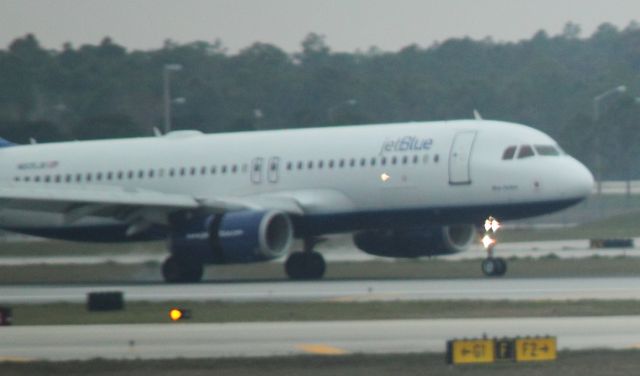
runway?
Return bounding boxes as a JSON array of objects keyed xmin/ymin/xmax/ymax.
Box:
[
  {"xmin": 2, "ymin": 316, "xmax": 640, "ymax": 361},
  {"xmin": 1, "ymin": 237, "xmax": 638, "ymax": 265},
  {"xmin": 4, "ymin": 277, "xmax": 640, "ymax": 304}
]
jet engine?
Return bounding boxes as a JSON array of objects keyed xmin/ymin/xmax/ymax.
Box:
[
  {"xmin": 353, "ymin": 225, "xmax": 476, "ymax": 258},
  {"xmin": 169, "ymin": 210, "xmax": 293, "ymax": 264}
]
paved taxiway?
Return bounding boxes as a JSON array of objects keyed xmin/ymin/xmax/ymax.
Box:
[
  {"xmin": 4, "ymin": 277, "xmax": 640, "ymax": 304},
  {"xmin": 2, "ymin": 316, "xmax": 640, "ymax": 361}
]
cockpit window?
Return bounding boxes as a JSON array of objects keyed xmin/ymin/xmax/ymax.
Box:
[
  {"xmin": 534, "ymin": 145, "xmax": 560, "ymax": 156},
  {"xmin": 517, "ymin": 145, "xmax": 535, "ymax": 159},
  {"xmin": 502, "ymin": 146, "xmax": 517, "ymax": 160}
]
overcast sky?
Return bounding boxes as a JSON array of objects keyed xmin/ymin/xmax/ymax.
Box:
[{"xmin": 1, "ymin": 0, "xmax": 639, "ymax": 53}]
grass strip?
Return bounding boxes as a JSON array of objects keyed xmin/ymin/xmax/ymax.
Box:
[{"xmin": 8, "ymin": 300, "xmax": 640, "ymax": 326}]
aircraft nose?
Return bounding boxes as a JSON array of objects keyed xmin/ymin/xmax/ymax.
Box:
[{"xmin": 572, "ymin": 159, "xmax": 595, "ymax": 198}]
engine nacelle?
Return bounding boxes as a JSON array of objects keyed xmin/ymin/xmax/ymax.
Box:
[
  {"xmin": 353, "ymin": 225, "xmax": 476, "ymax": 258},
  {"xmin": 169, "ymin": 210, "xmax": 293, "ymax": 264}
]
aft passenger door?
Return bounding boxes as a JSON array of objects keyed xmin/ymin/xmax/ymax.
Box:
[
  {"xmin": 251, "ymin": 157, "xmax": 263, "ymax": 184},
  {"xmin": 448, "ymin": 131, "xmax": 477, "ymax": 185},
  {"xmin": 267, "ymin": 157, "xmax": 280, "ymax": 183}
]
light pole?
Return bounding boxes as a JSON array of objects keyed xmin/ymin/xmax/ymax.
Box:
[
  {"xmin": 592, "ymin": 85, "xmax": 626, "ymax": 194},
  {"xmin": 163, "ymin": 64, "xmax": 183, "ymax": 134},
  {"xmin": 328, "ymin": 99, "xmax": 357, "ymax": 123}
]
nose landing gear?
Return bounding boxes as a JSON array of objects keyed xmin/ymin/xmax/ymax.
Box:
[{"xmin": 481, "ymin": 217, "xmax": 507, "ymax": 277}]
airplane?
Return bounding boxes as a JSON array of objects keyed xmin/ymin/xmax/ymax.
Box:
[{"xmin": 0, "ymin": 119, "xmax": 593, "ymax": 282}]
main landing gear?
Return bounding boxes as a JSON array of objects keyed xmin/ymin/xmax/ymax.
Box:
[
  {"xmin": 481, "ymin": 216, "xmax": 507, "ymax": 277},
  {"xmin": 285, "ymin": 237, "xmax": 326, "ymax": 280},
  {"xmin": 162, "ymin": 255, "xmax": 204, "ymax": 283}
]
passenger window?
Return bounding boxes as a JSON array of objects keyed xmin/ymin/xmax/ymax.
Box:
[
  {"xmin": 380, "ymin": 157, "xmax": 386, "ymax": 166},
  {"xmin": 107, "ymin": 172, "xmax": 113, "ymax": 180},
  {"xmin": 318, "ymin": 160, "xmax": 324, "ymax": 169},
  {"xmin": 286, "ymin": 162, "xmax": 292, "ymax": 171},
  {"xmin": 190, "ymin": 167, "xmax": 196, "ymax": 176},
  {"xmin": 96, "ymin": 173, "xmax": 102, "ymax": 181},
  {"xmin": 148, "ymin": 169, "xmax": 154, "ymax": 178},
  {"xmin": 360, "ymin": 158, "xmax": 366, "ymax": 167},
  {"xmin": 349, "ymin": 158, "xmax": 355, "ymax": 167},
  {"xmin": 297, "ymin": 161, "xmax": 303, "ymax": 170},
  {"xmin": 339, "ymin": 159, "xmax": 345, "ymax": 168},
  {"xmin": 65, "ymin": 175, "xmax": 71, "ymax": 183},
  {"xmin": 221, "ymin": 165, "xmax": 227, "ymax": 174},
  {"xmin": 434, "ymin": 154, "xmax": 439, "ymax": 163},
  {"xmin": 180, "ymin": 168, "xmax": 185, "ymax": 176},
  {"xmin": 518, "ymin": 145, "xmax": 535, "ymax": 159},
  {"xmin": 200, "ymin": 166, "xmax": 206, "ymax": 175},
  {"xmin": 502, "ymin": 146, "xmax": 517, "ymax": 160},
  {"xmin": 210, "ymin": 166, "xmax": 217, "ymax": 174},
  {"xmin": 86, "ymin": 173, "xmax": 92, "ymax": 182},
  {"xmin": 25, "ymin": 176, "xmax": 31, "ymax": 182},
  {"xmin": 370, "ymin": 157, "xmax": 376, "ymax": 166},
  {"xmin": 232, "ymin": 164, "xmax": 238, "ymax": 173},
  {"xmin": 413, "ymin": 155, "xmax": 419, "ymax": 164},
  {"xmin": 534, "ymin": 145, "xmax": 560, "ymax": 156},
  {"xmin": 35, "ymin": 176, "xmax": 40, "ymax": 183},
  {"xmin": 402, "ymin": 156, "xmax": 408, "ymax": 164},
  {"xmin": 308, "ymin": 161, "xmax": 314, "ymax": 169},
  {"xmin": 328, "ymin": 160, "xmax": 334, "ymax": 168},
  {"xmin": 138, "ymin": 170, "xmax": 144, "ymax": 179}
]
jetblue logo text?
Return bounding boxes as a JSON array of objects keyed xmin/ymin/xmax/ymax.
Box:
[{"xmin": 380, "ymin": 136, "xmax": 433, "ymax": 155}]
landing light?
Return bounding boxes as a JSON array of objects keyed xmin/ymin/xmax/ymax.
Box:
[
  {"xmin": 380, "ymin": 173, "xmax": 390, "ymax": 182},
  {"xmin": 484, "ymin": 217, "xmax": 500, "ymax": 233},
  {"xmin": 481, "ymin": 235, "xmax": 496, "ymax": 249}
]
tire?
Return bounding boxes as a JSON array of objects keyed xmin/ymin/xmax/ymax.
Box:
[
  {"xmin": 162, "ymin": 256, "xmax": 204, "ymax": 283},
  {"xmin": 481, "ymin": 258, "xmax": 497, "ymax": 276},
  {"xmin": 495, "ymin": 258, "xmax": 507, "ymax": 276},
  {"xmin": 285, "ymin": 251, "xmax": 326, "ymax": 280}
]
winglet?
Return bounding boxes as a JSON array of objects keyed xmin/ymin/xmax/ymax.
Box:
[
  {"xmin": 473, "ymin": 110, "xmax": 483, "ymax": 120},
  {"xmin": 0, "ymin": 138, "xmax": 16, "ymax": 148}
]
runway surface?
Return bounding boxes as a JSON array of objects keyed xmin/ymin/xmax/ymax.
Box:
[
  {"xmin": 4, "ymin": 277, "xmax": 640, "ymax": 304},
  {"xmin": 1, "ymin": 237, "xmax": 638, "ymax": 265},
  {"xmin": 2, "ymin": 316, "xmax": 640, "ymax": 361}
]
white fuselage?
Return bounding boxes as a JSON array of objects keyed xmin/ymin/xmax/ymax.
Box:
[{"xmin": 0, "ymin": 120, "xmax": 593, "ymax": 236}]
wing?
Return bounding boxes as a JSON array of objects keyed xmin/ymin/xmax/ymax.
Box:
[{"xmin": 0, "ymin": 185, "xmax": 354, "ymax": 227}]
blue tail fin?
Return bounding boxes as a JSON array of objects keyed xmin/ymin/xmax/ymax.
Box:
[{"xmin": 0, "ymin": 138, "xmax": 16, "ymax": 147}]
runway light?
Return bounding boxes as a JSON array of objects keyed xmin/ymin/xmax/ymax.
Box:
[
  {"xmin": 481, "ymin": 235, "xmax": 496, "ymax": 249},
  {"xmin": 484, "ymin": 217, "xmax": 500, "ymax": 233},
  {"xmin": 169, "ymin": 308, "xmax": 190, "ymax": 321}
]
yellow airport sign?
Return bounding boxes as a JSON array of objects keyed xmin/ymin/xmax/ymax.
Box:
[
  {"xmin": 515, "ymin": 337, "xmax": 557, "ymax": 362},
  {"xmin": 449, "ymin": 339, "xmax": 495, "ymax": 364}
]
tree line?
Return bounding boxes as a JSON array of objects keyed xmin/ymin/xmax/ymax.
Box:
[{"xmin": 1, "ymin": 22, "xmax": 640, "ymax": 179}]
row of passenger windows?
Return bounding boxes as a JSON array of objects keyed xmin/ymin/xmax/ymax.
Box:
[
  {"xmin": 502, "ymin": 144, "xmax": 561, "ymax": 160},
  {"xmin": 285, "ymin": 154, "xmax": 438, "ymax": 170},
  {"xmin": 14, "ymin": 153, "xmax": 439, "ymax": 183}
]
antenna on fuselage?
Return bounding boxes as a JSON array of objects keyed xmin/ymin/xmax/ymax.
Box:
[
  {"xmin": 153, "ymin": 127, "xmax": 163, "ymax": 137},
  {"xmin": 473, "ymin": 109, "xmax": 483, "ymax": 120}
]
